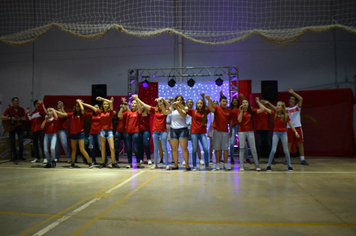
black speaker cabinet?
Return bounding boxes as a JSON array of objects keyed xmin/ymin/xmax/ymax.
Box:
[
  {"xmin": 91, "ymin": 84, "xmax": 107, "ymax": 105},
  {"xmin": 261, "ymin": 80, "xmax": 278, "ymax": 102}
]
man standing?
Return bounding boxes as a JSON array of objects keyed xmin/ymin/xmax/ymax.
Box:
[{"xmin": 1, "ymin": 97, "xmax": 26, "ymax": 162}]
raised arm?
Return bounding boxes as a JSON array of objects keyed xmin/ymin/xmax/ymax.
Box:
[
  {"xmin": 132, "ymin": 95, "xmax": 151, "ymax": 111},
  {"xmin": 255, "ymin": 97, "xmax": 266, "ymax": 114},
  {"xmin": 96, "ymin": 97, "xmax": 113, "ymax": 111},
  {"xmin": 205, "ymin": 94, "xmax": 215, "ymax": 112},
  {"xmin": 172, "ymin": 102, "xmax": 186, "ymax": 117},
  {"xmin": 82, "ymin": 102, "xmax": 98, "ymax": 112},
  {"xmin": 288, "ymin": 88, "xmax": 303, "ymax": 107},
  {"xmin": 53, "ymin": 109, "xmax": 68, "ymax": 117},
  {"xmin": 48, "ymin": 108, "xmax": 58, "ymax": 120},
  {"xmin": 261, "ymin": 99, "xmax": 276, "ymax": 113}
]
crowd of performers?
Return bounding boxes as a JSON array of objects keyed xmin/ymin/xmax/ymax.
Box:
[{"xmin": 1, "ymin": 88, "xmax": 308, "ymax": 171}]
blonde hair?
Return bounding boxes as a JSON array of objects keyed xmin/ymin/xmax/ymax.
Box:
[{"xmin": 275, "ymin": 101, "xmax": 288, "ymax": 123}]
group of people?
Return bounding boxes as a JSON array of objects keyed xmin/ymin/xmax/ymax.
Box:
[{"xmin": 1, "ymin": 87, "xmax": 308, "ymax": 171}]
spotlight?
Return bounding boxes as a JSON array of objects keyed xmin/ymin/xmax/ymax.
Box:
[
  {"xmin": 168, "ymin": 78, "xmax": 176, "ymax": 87},
  {"xmin": 141, "ymin": 79, "xmax": 149, "ymax": 88},
  {"xmin": 215, "ymin": 78, "xmax": 223, "ymax": 86},
  {"xmin": 187, "ymin": 78, "xmax": 195, "ymax": 87}
]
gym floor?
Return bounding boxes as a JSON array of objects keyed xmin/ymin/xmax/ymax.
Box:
[{"xmin": 0, "ymin": 156, "xmax": 356, "ymax": 236}]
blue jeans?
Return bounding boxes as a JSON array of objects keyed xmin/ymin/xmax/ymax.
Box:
[
  {"xmin": 115, "ymin": 132, "xmax": 125, "ymax": 162},
  {"xmin": 191, "ymin": 133, "xmax": 209, "ymax": 167},
  {"xmin": 32, "ymin": 130, "xmax": 44, "ymax": 160},
  {"xmin": 124, "ymin": 132, "xmax": 141, "ymax": 164},
  {"xmin": 55, "ymin": 130, "xmax": 71, "ymax": 161},
  {"xmin": 238, "ymin": 131, "xmax": 259, "ymax": 167},
  {"xmin": 89, "ymin": 133, "xmax": 107, "ymax": 163},
  {"xmin": 267, "ymin": 132, "xmax": 292, "ymax": 167},
  {"xmin": 44, "ymin": 133, "xmax": 57, "ymax": 163},
  {"xmin": 152, "ymin": 131, "xmax": 168, "ymax": 165},
  {"xmin": 140, "ymin": 131, "xmax": 151, "ymax": 161},
  {"xmin": 230, "ymin": 124, "xmax": 249, "ymax": 160},
  {"xmin": 9, "ymin": 129, "xmax": 24, "ymax": 160},
  {"xmin": 256, "ymin": 130, "xmax": 271, "ymax": 158}
]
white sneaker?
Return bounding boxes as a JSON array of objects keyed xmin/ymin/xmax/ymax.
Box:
[
  {"xmin": 148, "ymin": 159, "xmax": 152, "ymax": 165},
  {"xmin": 256, "ymin": 167, "xmax": 261, "ymax": 171},
  {"xmin": 239, "ymin": 166, "xmax": 244, "ymax": 171},
  {"xmin": 200, "ymin": 159, "xmax": 205, "ymax": 165},
  {"xmin": 166, "ymin": 165, "xmax": 170, "ymax": 170},
  {"xmin": 54, "ymin": 158, "xmax": 58, "ymax": 162},
  {"xmin": 215, "ymin": 163, "xmax": 220, "ymax": 170},
  {"xmin": 150, "ymin": 165, "xmax": 157, "ymax": 170},
  {"xmin": 140, "ymin": 160, "xmax": 143, "ymax": 164},
  {"xmin": 224, "ymin": 163, "xmax": 232, "ymax": 170},
  {"xmin": 43, "ymin": 159, "xmax": 47, "ymax": 164},
  {"xmin": 193, "ymin": 167, "xmax": 197, "ymax": 172},
  {"xmin": 31, "ymin": 159, "xmax": 39, "ymax": 163},
  {"xmin": 182, "ymin": 160, "xmax": 186, "ymax": 167}
]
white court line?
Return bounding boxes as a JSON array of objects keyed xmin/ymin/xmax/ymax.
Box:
[{"xmin": 32, "ymin": 171, "xmax": 144, "ymax": 236}]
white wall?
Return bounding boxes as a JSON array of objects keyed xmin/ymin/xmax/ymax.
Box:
[{"xmin": 0, "ymin": 27, "xmax": 355, "ymax": 110}]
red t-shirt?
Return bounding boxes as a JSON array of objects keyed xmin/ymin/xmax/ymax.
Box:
[
  {"xmin": 238, "ymin": 108, "xmax": 258, "ymax": 132},
  {"xmin": 150, "ymin": 106, "xmax": 166, "ymax": 132},
  {"xmin": 2, "ymin": 106, "xmax": 26, "ymax": 130},
  {"xmin": 56, "ymin": 116, "xmax": 68, "ymax": 131},
  {"xmin": 90, "ymin": 111, "xmax": 101, "ymax": 134},
  {"xmin": 230, "ymin": 107, "xmax": 239, "ymax": 127},
  {"xmin": 188, "ymin": 108, "xmax": 210, "ymax": 134},
  {"xmin": 67, "ymin": 112, "xmax": 86, "ymax": 134},
  {"xmin": 271, "ymin": 111, "xmax": 290, "ymax": 132},
  {"xmin": 26, "ymin": 103, "xmax": 46, "ymax": 132},
  {"xmin": 125, "ymin": 111, "xmax": 141, "ymax": 133},
  {"xmin": 100, "ymin": 109, "xmax": 113, "ymax": 130},
  {"xmin": 140, "ymin": 114, "xmax": 151, "ymax": 132},
  {"xmin": 44, "ymin": 118, "xmax": 58, "ymax": 134},
  {"xmin": 213, "ymin": 106, "xmax": 231, "ymax": 133},
  {"xmin": 116, "ymin": 112, "xmax": 127, "ymax": 132},
  {"xmin": 255, "ymin": 110, "xmax": 269, "ymax": 130}
]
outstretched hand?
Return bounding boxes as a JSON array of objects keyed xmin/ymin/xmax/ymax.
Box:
[
  {"xmin": 131, "ymin": 94, "xmax": 138, "ymax": 100},
  {"xmin": 288, "ymin": 88, "xmax": 294, "ymax": 94},
  {"xmin": 205, "ymin": 94, "xmax": 210, "ymax": 100},
  {"xmin": 255, "ymin": 97, "xmax": 260, "ymax": 103},
  {"xmin": 26, "ymin": 107, "xmax": 30, "ymax": 113}
]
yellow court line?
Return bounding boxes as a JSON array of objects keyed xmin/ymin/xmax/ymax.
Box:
[
  {"xmin": 0, "ymin": 212, "xmax": 62, "ymax": 218},
  {"xmin": 19, "ymin": 171, "xmax": 139, "ymax": 236},
  {"xmin": 72, "ymin": 173, "xmax": 157, "ymax": 236}
]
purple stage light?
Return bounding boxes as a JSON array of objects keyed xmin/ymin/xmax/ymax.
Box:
[{"xmin": 141, "ymin": 79, "xmax": 149, "ymax": 88}]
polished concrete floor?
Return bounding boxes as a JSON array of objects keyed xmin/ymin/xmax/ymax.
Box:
[{"xmin": 0, "ymin": 156, "xmax": 356, "ymax": 236}]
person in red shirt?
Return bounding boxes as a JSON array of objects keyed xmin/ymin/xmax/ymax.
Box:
[
  {"xmin": 263, "ymin": 101, "xmax": 300, "ymax": 171},
  {"xmin": 135, "ymin": 95, "xmax": 170, "ymax": 170},
  {"xmin": 206, "ymin": 94, "xmax": 232, "ymax": 171},
  {"xmin": 26, "ymin": 100, "xmax": 46, "ymax": 163},
  {"xmin": 41, "ymin": 108, "xmax": 58, "ymax": 168},
  {"xmin": 54, "ymin": 99, "xmax": 93, "ymax": 169},
  {"xmin": 207, "ymin": 100, "xmax": 219, "ymax": 164},
  {"xmin": 115, "ymin": 100, "xmax": 128, "ymax": 164},
  {"xmin": 237, "ymin": 97, "xmax": 265, "ymax": 171},
  {"xmin": 54, "ymin": 101, "xmax": 72, "ymax": 163},
  {"xmin": 1, "ymin": 97, "xmax": 26, "ymax": 162},
  {"xmin": 139, "ymin": 108, "xmax": 152, "ymax": 165},
  {"xmin": 119, "ymin": 97, "xmax": 142, "ymax": 168}
]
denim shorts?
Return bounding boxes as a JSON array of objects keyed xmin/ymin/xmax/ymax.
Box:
[
  {"xmin": 170, "ymin": 127, "xmax": 189, "ymax": 140},
  {"xmin": 70, "ymin": 132, "xmax": 85, "ymax": 140},
  {"xmin": 100, "ymin": 129, "xmax": 114, "ymax": 138}
]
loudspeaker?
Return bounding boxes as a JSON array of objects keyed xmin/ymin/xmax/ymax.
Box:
[
  {"xmin": 261, "ymin": 80, "xmax": 278, "ymax": 102},
  {"xmin": 91, "ymin": 84, "xmax": 107, "ymax": 105}
]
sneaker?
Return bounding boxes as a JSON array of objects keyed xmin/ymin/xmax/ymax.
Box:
[
  {"xmin": 266, "ymin": 166, "xmax": 272, "ymax": 171},
  {"xmin": 140, "ymin": 160, "xmax": 143, "ymax": 164},
  {"xmin": 246, "ymin": 159, "xmax": 253, "ymax": 164},
  {"xmin": 192, "ymin": 167, "xmax": 197, "ymax": 172},
  {"xmin": 224, "ymin": 163, "xmax": 232, "ymax": 171},
  {"xmin": 70, "ymin": 163, "xmax": 75, "ymax": 168},
  {"xmin": 209, "ymin": 160, "xmax": 213, "ymax": 166},
  {"xmin": 44, "ymin": 163, "xmax": 52, "ymax": 168},
  {"xmin": 200, "ymin": 159, "xmax": 205, "ymax": 165},
  {"xmin": 137, "ymin": 163, "xmax": 141, "ymax": 168},
  {"xmin": 301, "ymin": 160, "xmax": 309, "ymax": 165},
  {"xmin": 239, "ymin": 166, "xmax": 244, "ymax": 171},
  {"xmin": 215, "ymin": 163, "xmax": 220, "ymax": 170},
  {"xmin": 112, "ymin": 163, "xmax": 120, "ymax": 168},
  {"xmin": 148, "ymin": 159, "xmax": 152, "ymax": 165},
  {"xmin": 67, "ymin": 160, "xmax": 72, "ymax": 163},
  {"xmin": 231, "ymin": 159, "xmax": 235, "ymax": 165},
  {"xmin": 99, "ymin": 164, "xmax": 106, "ymax": 169},
  {"xmin": 256, "ymin": 167, "xmax": 261, "ymax": 171},
  {"xmin": 150, "ymin": 165, "xmax": 157, "ymax": 170},
  {"xmin": 288, "ymin": 166, "xmax": 293, "ymax": 171},
  {"xmin": 31, "ymin": 159, "xmax": 39, "ymax": 163},
  {"xmin": 166, "ymin": 165, "xmax": 170, "ymax": 170},
  {"xmin": 89, "ymin": 163, "xmax": 94, "ymax": 169},
  {"xmin": 126, "ymin": 164, "xmax": 132, "ymax": 169},
  {"xmin": 51, "ymin": 160, "xmax": 56, "ymax": 168},
  {"xmin": 205, "ymin": 166, "xmax": 212, "ymax": 171},
  {"xmin": 43, "ymin": 159, "xmax": 48, "ymax": 164},
  {"xmin": 54, "ymin": 158, "xmax": 58, "ymax": 162},
  {"xmin": 182, "ymin": 160, "xmax": 186, "ymax": 167}
]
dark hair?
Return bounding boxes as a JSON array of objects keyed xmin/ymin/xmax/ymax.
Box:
[
  {"xmin": 230, "ymin": 97, "xmax": 239, "ymax": 109},
  {"xmin": 219, "ymin": 95, "xmax": 227, "ymax": 102},
  {"xmin": 242, "ymin": 99, "xmax": 253, "ymax": 118},
  {"xmin": 33, "ymin": 100, "xmax": 38, "ymax": 106},
  {"xmin": 73, "ymin": 102, "xmax": 82, "ymax": 117},
  {"xmin": 194, "ymin": 99, "xmax": 208, "ymax": 126},
  {"xmin": 290, "ymin": 95, "xmax": 299, "ymax": 104},
  {"xmin": 11, "ymin": 97, "xmax": 19, "ymax": 102},
  {"xmin": 172, "ymin": 95, "xmax": 185, "ymax": 110}
]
